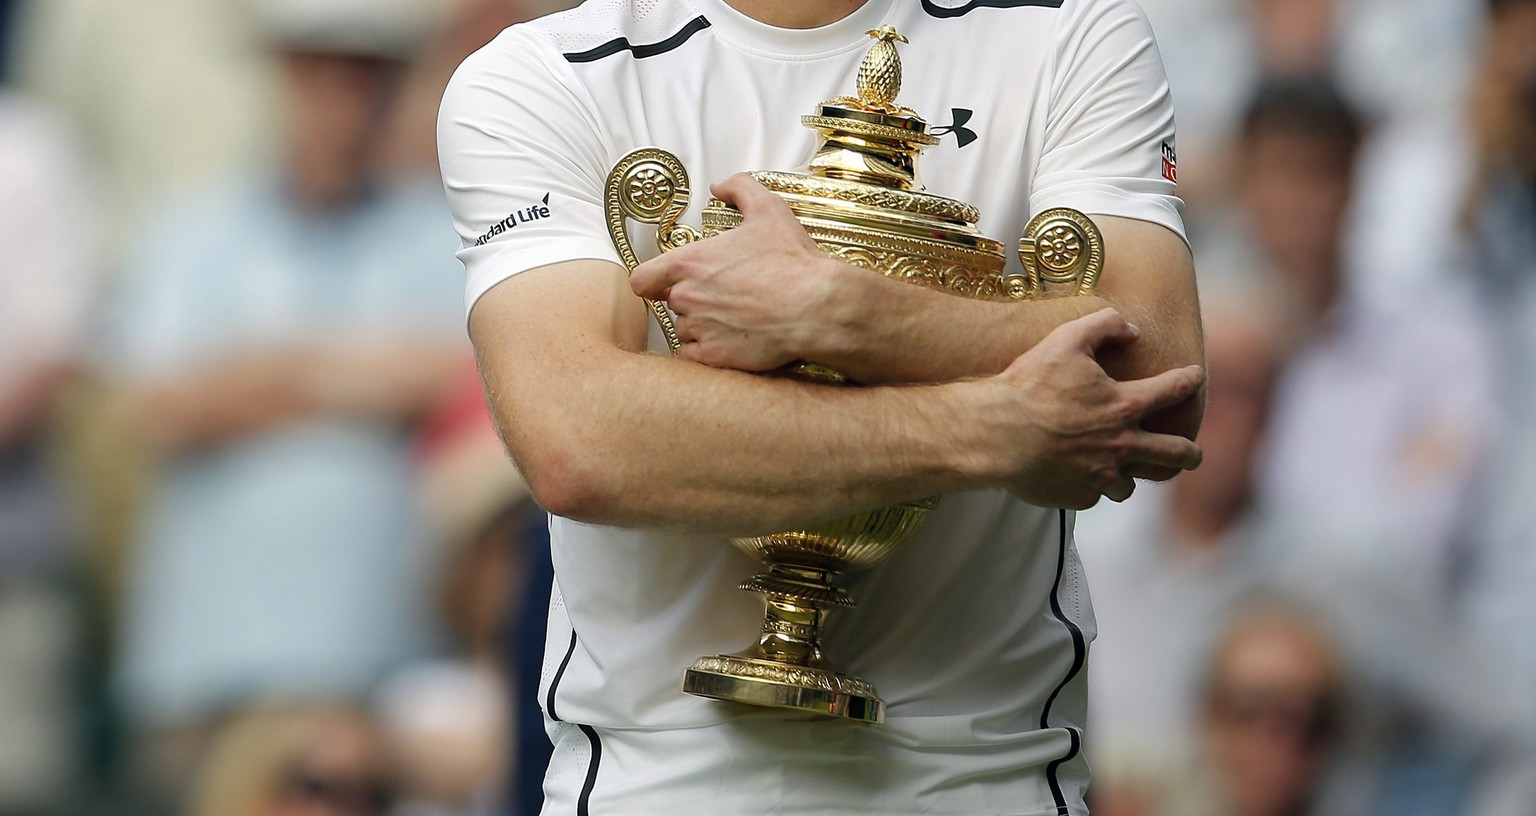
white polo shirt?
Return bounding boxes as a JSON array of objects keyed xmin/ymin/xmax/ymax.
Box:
[{"xmin": 438, "ymin": 1, "xmax": 1183, "ymax": 813}]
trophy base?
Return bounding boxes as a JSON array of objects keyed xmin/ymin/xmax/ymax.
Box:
[{"xmin": 683, "ymin": 654, "xmax": 885, "ymax": 723}]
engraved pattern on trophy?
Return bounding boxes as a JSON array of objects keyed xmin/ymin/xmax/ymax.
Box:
[
  {"xmin": 745, "ymin": 171, "xmax": 979, "ymax": 222},
  {"xmin": 1018, "ymin": 207, "xmax": 1105, "ymax": 298},
  {"xmin": 603, "ymin": 148, "xmax": 701, "ymax": 353},
  {"xmin": 601, "ymin": 27, "xmax": 1107, "ymax": 725},
  {"xmin": 690, "ymin": 656, "xmax": 881, "ymax": 698}
]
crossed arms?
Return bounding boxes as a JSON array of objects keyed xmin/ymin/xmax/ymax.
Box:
[{"xmin": 469, "ymin": 175, "xmax": 1205, "ymax": 537}]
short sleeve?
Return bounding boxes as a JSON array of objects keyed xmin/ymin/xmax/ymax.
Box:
[
  {"xmin": 1030, "ymin": 0, "xmax": 1186, "ymax": 245},
  {"xmin": 437, "ymin": 29, "xmax": 621, "ymax": 317}
]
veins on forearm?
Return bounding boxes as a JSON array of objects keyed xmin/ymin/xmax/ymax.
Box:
[{"xmin": 810, "ymin": 267, "xmax": 1106, "ymax": 385}]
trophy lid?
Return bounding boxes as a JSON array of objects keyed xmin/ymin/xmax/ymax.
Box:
[{"xmin": 744, "ymin": 27, "xmax": 993, "ymax": 240}]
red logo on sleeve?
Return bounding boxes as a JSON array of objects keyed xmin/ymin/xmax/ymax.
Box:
[{"xmin": 1161, "ymin": 141, "xmax": 1178, "ymax": 183}]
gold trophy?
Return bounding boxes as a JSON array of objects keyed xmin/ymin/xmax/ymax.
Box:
[{"xmin": 604, "ymin": 27, "xmax": 1103, "ymax": 723}]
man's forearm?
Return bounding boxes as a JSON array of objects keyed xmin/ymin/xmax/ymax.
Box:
[
  {"xmin": 637, "ymin": 198, "xmax": 1205, "ymax": 445},
  {"xmin": 815, "ymin": 262, "xmax": 1204, "ymax": 437},
  {"xmin": 477, "ymin": 260, "xmax": 1206, "ymax": 533},
  {"xmin": 804, "ymin": 218, "xmax": 1205, "ymax": 443},
  {"xmin": 489, "ymin": 343, "xmax": 992, "ymax": 537},
  {"xmin": 812, "ymin": 265, "xmax": 1109, "ymax": 384}
]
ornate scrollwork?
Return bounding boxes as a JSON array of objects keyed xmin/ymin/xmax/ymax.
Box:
[
  {"xmin": 748, "ymin": 171, "xmax": 970, "ymax": 221},
  {"xmin": 604, "ymin": 148, "xmax": 703, "ymax": 353},
  {"xmin": 690, "ymin": 656, "xmax": 880, "ymax": 698},
  {"xmin": 1017, "ymin": 207, "xmax": 1104, "ymax": 299}
]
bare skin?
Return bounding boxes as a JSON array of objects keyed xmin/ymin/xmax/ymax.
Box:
[
  {"xmin": 471, "ymin": 260, "xmax": 1202, "ymax": 535},
  {"xmin": 630, "ymin": 174, "xmax": 1207, "ymax": 477},
  {"xmin": 724, "ymin": 0, "xmax": 871, "ymax": 28}
]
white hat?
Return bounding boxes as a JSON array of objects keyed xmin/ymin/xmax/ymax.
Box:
[{"xmin": 254, "ymin": 0, "xmax": 448, "ymax": 60}]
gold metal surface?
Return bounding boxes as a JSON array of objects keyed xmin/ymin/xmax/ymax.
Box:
[
  {"xmin": 1018, "ymin": 207, "xmax": 1104, "ymax": 298},
  {"xmin": 602, "ymin": 27, "xmax": 1105, "ymax": 724},
  {"xmin": 604, "ymin": 147, "xmax": 699, "ymax": 352}
]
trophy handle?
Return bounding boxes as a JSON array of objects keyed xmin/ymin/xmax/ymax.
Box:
[
  {"xmin": 604, "ymin": 147, "xmax": 702, "ymax": 354},
  {"xmin": 1011, "ymin": 207, "xmax": 1105, "ymax": 300}
]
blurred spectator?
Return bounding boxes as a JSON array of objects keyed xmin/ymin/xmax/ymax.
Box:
[
  {"xmin": 1086, "ymin": 304, "xmax": 1291, "ymax": 768},
  {"xmin": 379, "ymin": 0, "xmax": 562, "ymax": 179},
  {"xmin": 387, "ymin": 366, "xmax": 523, "ymax": 814},
  {"xmin": 1463, "ymin": 0, "xmax": 1536, "ymax": 686},
  {"xmin": 1135, "ymin": 0, "xmax": 1480, "ymax": 213},
  {"xmin": 377, "ymin": 664, "xmax": 507, "ymax": 815},
  {"xmin": 1236, "ymin": 79, "xmax": 1496, "ymax": 598},
  {"xmin": 10, "ymin": 0, "xmax": 276, "ymax": 250},
  {"xmin": 1092, "ymin": 600, "xmax": 1349, "ymax": 816},
  {"xmin": 102, "ymin": 0, "xmax": 466, "ymax": 802},
  {"xmin": 1194, "ymin": 603, "xmax": 1348, "ymax": 816},
  {"xmin": 410, "ymin": 362, "xmax": 560, "ymax": 815},
  {"xmin": 1087, "ymin": 302, "xmax": 1536, "ymax": 816},
  {"xmin": 0, "ymin": 33, "xmax": 98, "ymax": 583},
  {"xmin": 0, "ymin": 2, "xmax": 101, "ymax": 807},
  {"xmin": 190, "ymin": 703, "xmax": 396, "ymax": 816},
  {"xmin": 416, "ymin": 366, "xmax": 527, "ymax": 667}
]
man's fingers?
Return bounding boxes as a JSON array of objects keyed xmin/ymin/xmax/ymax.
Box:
[
  {"xmin": 1122, "ymin": 463, "xmax": 1182, "ymax": 482},
  {"xmin": 1119, "ymin": 364, "xmax": 1205, "ymax": 416},
  {"xmin": 1102, "ymin": 472, "xmax": 1136, "ymax": 503},
  {"xmin": 672, "ymin": 313, "xmax": 694, "ymax": 342},
  {"xmin": 1052, "ymin": 307, "xmax": 1139, "ymax": 355},
  {"xmin": 1123, "ymin": 430, "xmax": 1203, "ymax": 472},
  {"xmin": 710, "ymin": 173, "xmax": 794, "ymax": 221},
  {"xmin": 630, "ymin": 255, "xmax": 692, "ymax": 300}
]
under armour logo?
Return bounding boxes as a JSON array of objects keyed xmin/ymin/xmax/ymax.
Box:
[{"xmin": 933, "ymin": 108, "xmax": 977, "ymax": 148}]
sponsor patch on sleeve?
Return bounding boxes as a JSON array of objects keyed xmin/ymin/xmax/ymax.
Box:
[
  {"xmin": 1160, "ymin": 141, "xmax": 1178, "ymax": 184},
  {"xmin": 475, "ymin": 192, "xmax": 553, "ymax": 246}
]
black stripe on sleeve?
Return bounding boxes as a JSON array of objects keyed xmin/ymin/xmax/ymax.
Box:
[
  {"xmin": 564, "ymin": 15, "xmax": 712, "ymax": 63},
  {"xmin": 920, "ymin": 0, "xmax": 1064, "ymax": 17},
  {"xmin": 1039, "ymin": 508, "xmax": 1088, "ymax": 816}
]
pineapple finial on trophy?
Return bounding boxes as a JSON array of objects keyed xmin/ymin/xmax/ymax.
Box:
[{"xmin": 857, "ymin": 26, "xmax": 910, "ymax": 113}]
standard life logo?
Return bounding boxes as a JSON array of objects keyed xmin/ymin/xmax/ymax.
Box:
[{"xmin": 476, "ymin": 193, "xmax": 552, "ymax": 246}]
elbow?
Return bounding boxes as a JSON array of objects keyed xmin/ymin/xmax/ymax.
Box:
[
  {"xmin": 1149, "ymin": 380, "xmax": 1207, "ymax": 442},
  {"xmin": 510, "ymin": 424, "xmax": 624, "ymax": 524},
  {"xmin": 523, "ymin": 452, "xmax": 614, "ymax": 523}
]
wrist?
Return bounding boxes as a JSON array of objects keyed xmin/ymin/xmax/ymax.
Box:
[
  {"xmin": 802, "ymin": 257, "xmax": 874, "ymax": 367},
  {"xmin": 932, "ymin": 378, "xmax": 1013, "ymax": 488}
]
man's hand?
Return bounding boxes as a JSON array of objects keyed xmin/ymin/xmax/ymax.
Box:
[
  {"xmin": 967, "ymin": 308, "xmax": 1204, "ymax": 509},
  {"xmin": 630, "ymin": 173, "xmax": 839, "ymax": 371}
]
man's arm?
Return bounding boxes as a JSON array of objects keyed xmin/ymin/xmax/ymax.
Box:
[
  {"xmin": 470, "ymin": 258, "xmax": 1204, "ymax": 536},
  {"xmin": 630, "ymin": 175, "xmax": 1206, "ymax": 448}
]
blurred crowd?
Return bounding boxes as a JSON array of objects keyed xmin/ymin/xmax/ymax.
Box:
[{"xmin": 0, "ymin": 0, "xmax": 1532, "ymax": 815}]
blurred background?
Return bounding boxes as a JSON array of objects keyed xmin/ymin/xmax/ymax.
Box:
[{"xmin": 0, "ymin": 0, "xmax": 1532, "ymax": 815}]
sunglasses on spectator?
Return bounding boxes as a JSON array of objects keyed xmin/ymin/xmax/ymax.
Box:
[
  {"xmin": 1207, "ymin": 686, "xmax": 1339, "ymax": 749},
  {"xmin": 280, "ymin": 764, "xmax": 396, "ymax": 814}
]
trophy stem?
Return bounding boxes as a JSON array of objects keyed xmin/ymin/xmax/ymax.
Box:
[
  {"xmin": 750, "ymin": 566, "xmax": 840, "ymax": 666},
  {"xmin": 682, "ymin": 564, "xmax": 885, "ymax": 723}
]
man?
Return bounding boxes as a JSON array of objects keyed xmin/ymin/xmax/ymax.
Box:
[
  {"xmin": 439, "ymin": 1, "xmax": 1204, "ymax": 813},
  {"xmin": 109, "ymin": 0, "xmax": 465, "ymax": 801},
  {"xmin": 1233, "ymin": 80, "xmax": 1496, "ymax": 598}
]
